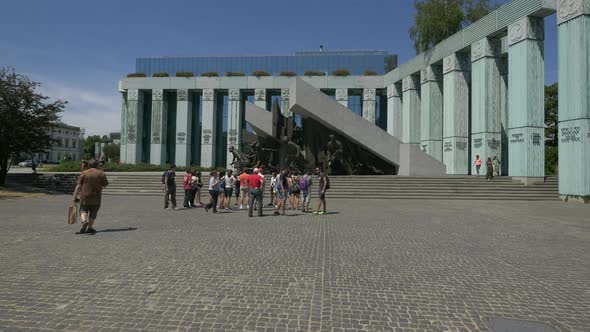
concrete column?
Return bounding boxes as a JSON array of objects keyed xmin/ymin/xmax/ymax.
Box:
[
  {"xmin": 557, "ymin": 1, "xmax": 590, "ymax": 201},
  {"xmin": 402, "ymin": 75, "xmax": 421, "ymax": 144},
  {"xmin": 281, "ymin": 88, "xmax": 291, "ymax": 117},
  {"xmin": 387, "ymin": 84, "xmax": 403, "ymax": 139},
  {"xmin": 254, "ymin": 88, "xmax": 266, "ymax": 110},
  {"xmin": 200, "ymin": 89, "xmax": 216, "ymax": 168},
  {"xmin": 335, "ymin": 88, "xmax": 348, "ymax": 108},
  {"xmin": 226, "ymin": 89, "xmax": 242, "ymax": 169},
  {"xmin": 362, "ymin": 88, "xmax": 376, "ymax": 124},
  {"xmin": 120, "ymin": 93, "xmax": 127, "ymax": 163},
  {"xmin": 500, "ymin": 57, "xmax": 509, "ymax": 176},
  {"xmin": 508, "ymin": 16, "xmax": 545, "ymax": 184},
  {"xmin": 420, "ymin": 65, "xmax": 443, "ymax": 162},
  {"xmin": 150, "ymin": 89, "xmax": 167, "ymax": 165},
  {"xmin": 471, "ymin": 37, "xmax": 502, "ymax": 174},
  {"xmin": 125, "ymin": 89, "xmax": 143, "ymax": 164},
  {"xmin": 175, "ymin": 89, "xmax": 192, "ymax": 167},
  {"xmin": 443, "ymin": 53, "xmax": 471, "ymax": 174}
]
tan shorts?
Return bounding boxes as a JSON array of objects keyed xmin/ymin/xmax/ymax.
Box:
[{"xmin": 240, "ymin": 187, "xmax": 249, "ymax": 193}]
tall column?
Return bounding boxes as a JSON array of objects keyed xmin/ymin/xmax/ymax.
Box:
[
  {"xmin": 281, "ymin": 88, "xmax": 291, "ymax": 117},
  {"xmin": 200, "ymin": 89, "xmax": 216, "ymax": 168},
  {"xmin": 125, "ymin": 89, "xmax": 143, "ymax": 164},
  {"xmin": 362, "ymin": 88, "xmax": 376, "ymax": 124},
  {"xmin": 227, "ymin": 89, "xmax": 242, "ymax": 169},
  {"xmin": 443, "ymin": 53, "xmax": 471, "ymax": 174},
  {"xmin": 557, "ymin": 1, "xmax": 590, "ymax": 202},
  {"xmin": 402, "ymin": 75, "xmax": 421, "ymax": 144},
  {"xmin": 150, "ymin": 89, "xmax": 167, "ymax": 165},
  {"xmin": 500, "ymin": 57, "xmax": 509, "ymax": 176},
  {"xmin": 120, "ymin": 93, "xmax": 127, "ymax": 163},
  {"xmin": 386, "ymin": 84, "xmax": 403, "ymax": 139},
  {"xmin": 508, "ymin": 16, "xmax": 545, "ymax": 184},
  {"xmin": 420, "ymin": 65, "xmax": 443, "ymax": 161},
  {"xmin": 175, "ymin": 89, "xmax": 192, "ymax": 167},
  {"xmin": 254, "ymin": 88, "xmax": 266, "ymax": 110},
  {"xmin": 335, "ymin": 88, "xmax": 348, "ymax": 108},
  {"xmin": 471, "ymin": 37, "xmax": 502, "ymax": 174}
]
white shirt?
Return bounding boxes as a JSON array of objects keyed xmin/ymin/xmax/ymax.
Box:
[
  {"xmin": 224, "ymin": 175, "xmax": 235, "ymax": 189},
  {"xmin": 208, "ymin": 176, "xmax": 217, "ymax": 191}
]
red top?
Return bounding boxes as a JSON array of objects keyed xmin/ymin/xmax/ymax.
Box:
[
  {"xmin": 183, "ymin": 173, "xmax": 192, "ymax": 190},
  {"xmin": 248, "ymin": 174, "xmax": 263, "ymax": 189},
  {"xmin": 239, "ymin": 173, "xmax": 250, "ymax": 187}
]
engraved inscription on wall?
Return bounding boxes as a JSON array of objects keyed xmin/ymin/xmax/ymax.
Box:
[
  {"xmin": 444, "ymin": 141, "xmax": 453, "ymax": 152},
  {"xmin": 561, "ymin": 127, "xmax": 581, "ymax": 143},
  {"xmin": 532, "ymin": 133, "xmax": 542, "ymax": 146},
  {"xmin": 474, "ymin": 138, "xmax": 483, "ymax": 149},
  {"xmin": 510, "ymin": 133, "xmax": 524, "ymax": 144},
  {"xmin": 456, "ymin": 141, "xmax": 467, "ymax": 151}
]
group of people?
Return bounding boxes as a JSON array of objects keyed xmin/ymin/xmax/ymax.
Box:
[
  {"xmin": 474, "ymin": 155, "xmax": 501, "ymax": 180},
  {"xmin": 161, "ymin": 165, "xmax": 330, "ymax": 217}
]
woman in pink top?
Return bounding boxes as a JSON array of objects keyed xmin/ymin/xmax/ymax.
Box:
[{"xmin": 474, "ymin": 155, "xmax": 482, "ymax": 176}]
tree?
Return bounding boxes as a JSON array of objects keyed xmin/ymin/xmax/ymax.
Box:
[
  {"xmin": 545, "ymin": 83, "xmax": 558, "ymax": 147},
  {"xmin": 0, "ymin": 67, "xmax": 65, "ymax": 185},
  {"xmin": 409, "ymin": 0, "xmax": 499, "ymax": 54},
  {"xmin": 103, "ymin": 144, "xmax": 120, "ymax": 162},
  {"xmin": 82, "ymin": 135, "xmax": 104, "ymax": 159}
]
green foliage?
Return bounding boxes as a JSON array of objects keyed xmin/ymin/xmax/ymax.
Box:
[
  {"xmin": 545, "ymin": 83, "xmax": 558, "ymax": 147},
  {"xmin": 152, "ymin": 72, "xmax": 169, "ymax": 77},
  {"xmin": 409, "ymin": 0, "xmax": 498, "ymax": 54},
  {"xmin": 48, "ymin": 160, "xmax": 222, "ymax": 173},
  {"xmin": 82, "ymin": 135, "xmax": 104, "ymax": 159},
  {"xmin": 363, "ymin": 70, "xmax": 378, "ymax": 76},
  {"xmin": 304, "ymin": 71, "xmax": 326, "ymax": 77},
  {"xmin": 279, "ymin": 71, "xmax": 297, "ymax": 77},
  {"xmin": 545, "ymin": 146, "xmax": 558, "ymax": 176},
  {"xmin": 332, "ymin": 69, "xmax": 351, "ymax": 76},
  {"xmin": 251, "ymin": 70, "xmax": 271, "ymax": 77},
  {"xmin": 226, "ymin": 72, "xmax": 245, "ymax": 77},
  {"xmin": 175, "ymin": 71, "xmax": 194, "ymax": 77},
  {"xmin": 103, "ymin": 144, "xmax": 120, "ymax": 162},
  {"xmin": 201, "ymin": 72, "xmax": 219, "ymax": 77},
  {"xmin": 127, "ymin": 73, "xmax": 147, "ymax": 78},
  {"xmin": 0, "ymin": 67, "xmax": 65, "ymax": 185}
]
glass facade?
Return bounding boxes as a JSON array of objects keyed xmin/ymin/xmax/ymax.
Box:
[{"xmin": 136, "ymin": 51, "xmax": 397, "ymax": 76}]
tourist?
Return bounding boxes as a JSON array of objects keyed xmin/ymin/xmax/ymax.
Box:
[
  {"xmin": 486, "ymin": 157, "xmax": 494, "ymax": 181},
  {"xmin": 72, "ymin": 159, "xmax": 109, "ymax": 234},
  {"xmin": 474, "ymin": 155, "xmax": 482, "ymax": 176},
  {"xmin": 234, "ymin": 170, "xmax": 240, "ymax": 207},
  {"xmin": 248, "ymin": 168, "xmax": 264, "ymax": 217},
  {"xmin": 257, "ymin": 167, "xmax": 265, "ymax": 210},
  {"xmin": 287, "ymin": 172, "xmax": 294, "ymax": 209},
  {"xmin": 163, "ymin": 164, "xmax": 178, "ymax": 210},
  {"xmin": 313, "ymin": 167, "xmax": 328, "ymax": 215},
  {"xmin": 31, "ymin": 160, "xmax": 37, "ymax": 174},
  {"xmin": 268, "ymin": 171, "xmax": 277, "ymax": 207},
  {"xmin": 81, "ymin": 159, "xmax": 88, "ymax": 171},
  {"xmin": 223, "ymin": 170, "xmax": 236, "ymax": 211},
  {"xmin": 218, "ymin": 171, "xmax": 226, "ymax": 209},
  {"xmin": 183, "ymin": 169, "xmax": 193, "ymax": 208},
  {"xmin": 291, "ymin": 174, "xmax": 301, "ymax": 210},
  {"xmin": 239, "ymin": 169, "xmax": 250, "ymax": 209},
  {"xmin": 205, "ymin": 171, "xmax": 223, "ymax": 213},
  {"xmin": 492, "ymin": 156, "xmax": 501, "ymax": 177},
  {"xmin": 274, "ymin": 169, "xmax": 289, "ymax": 216},
  {"xmin": 300, "ymin": 170, "xmax": 312, "ymax": 213},
  {"xmin": 194, "ymin": 171, "xmax": 203, "ymax": 206}
]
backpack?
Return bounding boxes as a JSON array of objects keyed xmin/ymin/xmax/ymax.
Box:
[
  {"xmin": 291, "ymin": 181, "xmax": 300, "ymax": 193},
  {"xmin": 300, "ymin": 176, "xmax": 309, "ymax": 191},
  {"xmin": 324, "ymin": 175, "xmax": 331, "ymax": 190}
]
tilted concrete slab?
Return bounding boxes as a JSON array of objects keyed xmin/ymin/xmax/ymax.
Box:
[
  {"xmin": 288, "ymin": 78, "xmax": 446, "ymax": 176},
  {"xmin": 245, "ymin": 102, "xmax": 275, "ymax": 139}
]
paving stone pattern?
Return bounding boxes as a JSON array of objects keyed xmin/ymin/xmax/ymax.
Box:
[{"xmin": 0, "ymin": 195, "xmax": 589, "ymax": 332}]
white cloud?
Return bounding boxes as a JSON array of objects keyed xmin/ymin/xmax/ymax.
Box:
[{"xmin": 36, "ymin": 78, "xmax": 121, "ymax": 137}]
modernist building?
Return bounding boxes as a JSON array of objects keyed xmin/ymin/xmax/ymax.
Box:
[{"xmin": 119, "ymin": 0, "xmax": 590, "ymax": 201}]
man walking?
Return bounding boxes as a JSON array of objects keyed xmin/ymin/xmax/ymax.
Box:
[
  {"xmin": 313, "ymin": 167, "xmax": 328, "ymax": 215},
  {"xmin": 72, "ymin": 159, "xmax": 109, "ymax": 234},
  {"xmin": 164, "ymin": 164, "xmax": 177, "ymax": 210},
  {"xmin": 248, "ymin": 167, "xmax": 264, "ymax": 217}
]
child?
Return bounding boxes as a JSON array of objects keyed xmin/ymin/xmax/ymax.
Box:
[{"xmin": 474, "ymin": 155, "xmax": 482, "ymax": 176}]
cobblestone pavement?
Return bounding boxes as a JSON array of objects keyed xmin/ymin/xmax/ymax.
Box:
[{"xmin": 0, "ymin": 195, "xmax": 589, "ymax": 332}]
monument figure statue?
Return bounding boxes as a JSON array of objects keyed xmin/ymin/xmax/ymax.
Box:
[
  {"xmin": 228, "ymin": 145, "xmax": 249, "ymax": 170},
  {"xmin": 326, "ymin": 134, "xmax": 355, "ymax": 175}
]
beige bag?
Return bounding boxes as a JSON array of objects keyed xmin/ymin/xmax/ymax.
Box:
[{"xmin": 68, "ymin": 201, "xmax": 78, "ymax": 225}]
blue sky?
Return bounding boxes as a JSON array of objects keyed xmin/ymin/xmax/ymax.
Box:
[{"xmin": 0, "ymin": 0, "xmax": 558, "ymax": 136}]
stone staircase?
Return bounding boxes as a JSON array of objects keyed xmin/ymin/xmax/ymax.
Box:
[{"xmin": 99, "ymin": 174, "xmax": 559, "ymax": 201}]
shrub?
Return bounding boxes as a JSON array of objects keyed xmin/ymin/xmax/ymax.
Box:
[
  {"xmin": 304, "ymin": 71, "xmax": 326, "ymax": 77},
  {"xmin": 175, "ymin": 71, "xmax": 194, "ymax": 77},
  {"xmin": 201, "ymin": 72, "xmax": 219, "ymax": 77},
  {"xmin": 226, "ymin": 71, "xmax": 245, "ymax": 77},
  {"xmin": 363, "ymin": 70, "xmax": 378, "ymax": 76},
  {"xmin": 252, "ymin": 70, "xmax": 271, "ymax": 77},
  {"xmin": 332, "ymin": 69, "xmax": 350, "ymax": 76},
  {"xmin": 127, "ymin": 73, "xmax": 146, "ymax": 78},
  {"xmin": 152, "ymin": 72, "xmax": 169, "ymax": 77},
  {"xmin": 545, "ymin": 146, "xmax": 558, "ymax": 176},
  {"xmin": 47, "ymin": 160, "xmax": 223, "ymax": 173},
  {"xmin": 279, "ymin": 71, "xmax": 297, "ymax": 77}
]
